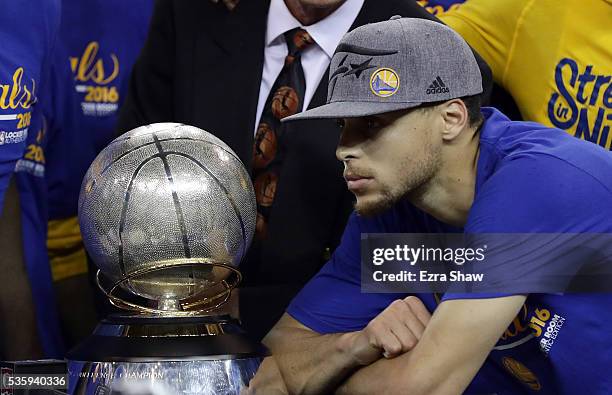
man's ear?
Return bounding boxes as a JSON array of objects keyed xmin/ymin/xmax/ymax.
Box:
[{"xmin": 439, "ymin": 99, "xmax": 469, "ymax": 142}]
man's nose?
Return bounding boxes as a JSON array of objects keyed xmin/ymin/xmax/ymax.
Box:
[{"xmin": 336, "ymin": 124, "xmax": 361, "ymax": 161}]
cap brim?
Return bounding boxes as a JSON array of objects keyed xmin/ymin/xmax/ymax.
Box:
[{"xmin": 282, "ymin": 101, "xmax": 423, "ymax": 122}]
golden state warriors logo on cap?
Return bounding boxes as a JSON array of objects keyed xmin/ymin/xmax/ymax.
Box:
[{"xmin": 370, "ymin": 68, "xmax": 399, "ymax": 98}]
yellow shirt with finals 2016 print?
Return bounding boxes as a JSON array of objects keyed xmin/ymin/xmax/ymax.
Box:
[{"xmin": 440, "ymin": 0, "xmax": 612, "ymax": 149}]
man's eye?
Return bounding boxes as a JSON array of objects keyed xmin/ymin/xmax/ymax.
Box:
[
  {"xmin": 336, "ymin": 119, "xmax": 345, "ymax": 129},
  {"xmin": 366, "ymin": 118, "xmax": 381, "ymax": 130}
]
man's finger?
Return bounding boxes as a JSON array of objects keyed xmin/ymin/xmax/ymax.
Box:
[
  {"xmin": 399, "ymin": 308, "xmax": 427, "ymax": 340},
  {"xmin": 370, "ymin": 323, "xmax": 403, "ymax": 358},
  {"xmin": 388, "ymin": 322, "xmax": 418, "ymax": 354},
  {"xmin": 387, "ymin": 299, "xmax": 425, "ymax": 346},
  {"xmin": 385, "ymin": 298, "xmax": 427, "ymax": 341},
  {"xmin": 404, "ymin": 296, "xmax": 432, "ymax": 328}
]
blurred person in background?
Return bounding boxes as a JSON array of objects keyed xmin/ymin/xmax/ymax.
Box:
[
  {"xmin": 116, "ymin": 0, "xmax": 493, "ymax": 341},
  {"xmin": 0, "ymin": 0, "xmax": 64, "ymax": 359},
  {"xmin": 419, "ymin": 0, "xmax": 523, "ymax": 120},
  {"xmin": 44, "ymin": 0, "xmax": 154, "ymax": 349},
  {"xmin": 439, "ymin": 0, "xmax": 612, "ymax": 149},
  {"xmin": 417, "ymin": 0, "xmax": 463, "ymax": 15}
]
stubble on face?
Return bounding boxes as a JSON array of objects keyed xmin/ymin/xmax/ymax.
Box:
[{"xmin": 354, "ymin": 125, "xmax": 442, "ymax": 217}]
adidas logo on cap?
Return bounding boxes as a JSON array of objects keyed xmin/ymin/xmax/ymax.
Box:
[{"xmin": 426, "ymin": 76, "xmax": 449, "ymax": 94}]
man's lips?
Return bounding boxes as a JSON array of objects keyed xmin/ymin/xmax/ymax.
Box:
[{"xmin": 344, "ymin": 173, "xmax": 373, "ymax": 190}]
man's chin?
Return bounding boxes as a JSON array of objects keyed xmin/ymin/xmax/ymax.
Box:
[{"xmin": 354, "ymin": 196, "xmax": 395, "ymax": 217}]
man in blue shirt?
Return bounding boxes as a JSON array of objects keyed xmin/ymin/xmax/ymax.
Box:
[
  {"xmin": 245, "ymin": 18, "xmax": 612, "ymax": 394},
  {"xmin": 0, "ymin": 0, "xmax": 64, "ymax": 359}
]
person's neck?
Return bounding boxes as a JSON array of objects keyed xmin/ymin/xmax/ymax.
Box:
[
  {"xmin": 408, "ymin": 126, "xmax": 481, "ymax": 228},
  {"xmin": 283, "ymin": 0, "xmax": 345, "ymax": 25}
]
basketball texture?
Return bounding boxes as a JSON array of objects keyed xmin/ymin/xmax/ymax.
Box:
[{"xmin": 78, "ymin": 123, "xmax": 256, "ymax": 300}]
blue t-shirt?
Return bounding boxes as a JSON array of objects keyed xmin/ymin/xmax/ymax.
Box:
[
  {"xmin": 0, "ymin": 0, "xmax": 65, "ymax": 357},
  {"xmin": 45, "ymin": 0, "xmax": 153, "ymax": 220},
  {"xmin": 0, "ymin": 0, "xmax": 60, "ymax": 211},
  {"xmin": 288, "ymin": 108, "xmax": 612, "ymax": 394}
]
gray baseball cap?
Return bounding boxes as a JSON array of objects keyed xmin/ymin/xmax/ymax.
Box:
[{"xmin": 284, "ymin": 17, "xmax": 483, "ymax": 122}]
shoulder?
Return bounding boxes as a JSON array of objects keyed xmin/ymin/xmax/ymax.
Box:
[
  {"xmin": 472, "ymin": 111, "xmax": 612, "ymax": 233},
  {"xmin": 481, "ymin": 108, "xmax": 612, "ymax": 180},
  {"xmin": 468, "ymin": 149, "xmax": 612, "ymax": 233},
  {"xmin": 482, "ymin": 109, "xmax": 612, "ymax": 193}
]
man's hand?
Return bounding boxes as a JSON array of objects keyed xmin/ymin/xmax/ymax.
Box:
[
  {"xmin": 260, "ymin": 297, "xmax": 430, "ymax": 395},
  {"xmin": 210, "ymin": 0, "xmax": 240, "ymax": 11},
  {"xmin": 339, "ymin": 296, "xmax": 431, "ymax": 366},
  {"xmin": 242, "ymin": 357, "xmax": 288, "ymax": 395},
  {"xmin": 336, "ymin": 295, "xmax": 528, "ymax": 395}
]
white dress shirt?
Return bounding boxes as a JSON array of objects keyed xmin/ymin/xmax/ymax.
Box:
[{"xmin": 254, "ymin": 0, "xmax": 364, "ymax": 134}]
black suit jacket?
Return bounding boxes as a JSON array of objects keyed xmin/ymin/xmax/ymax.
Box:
[{"xmin": 117, "ymin": 0, "xmax": 493, "ymax": 339}]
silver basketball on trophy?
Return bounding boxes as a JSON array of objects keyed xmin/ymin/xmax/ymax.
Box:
[
  {"xmin": 67, "ymin": 123, "xmax": 264, "ymax": 395},
  {"xmin": 78, "ymin": 122, "xmax": 256, "ymax": 313}
]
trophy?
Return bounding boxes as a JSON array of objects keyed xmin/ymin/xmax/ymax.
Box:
[{"xmin": 67, "ymin": 123, "xmax": 264, "ymax": 394}]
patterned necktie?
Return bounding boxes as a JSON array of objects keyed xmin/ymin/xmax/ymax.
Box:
[{"xmin": 252, "ymin": 28, "xmax": 315, "ymax": 239}]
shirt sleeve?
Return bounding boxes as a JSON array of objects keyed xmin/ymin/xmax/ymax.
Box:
[
  {"xmin": 443, "ymin": 152, "xmax": 612, "ymax": 302},
  {"xmin": 287, "ymin": 212, "xmax": 406, "ymax": 334},
  {"xmin": 438, "ymin": 0, "xmax": 532, "ymax": 87}
]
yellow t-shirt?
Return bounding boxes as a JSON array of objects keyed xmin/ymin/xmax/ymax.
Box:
[
  {"xmin": 47, "ymin": 216, "xmax": 88, "ymax": 281},
  {"xmin": 440, "ymin": 0, "xmax": 612, "ymax": 149}
]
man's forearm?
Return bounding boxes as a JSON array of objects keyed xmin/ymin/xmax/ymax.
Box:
[
  {"xmin": 335, "ymin": 353, "xmax": 412, "ymax": 395},
  {"xmin": 336, "ymin": 363, "xmax": 383, "ymax": 395},
  {"xmin": 337, "ymin": 296, "xmax": 528, "ymax": 395},
  {"xmin": 335, "ymin": 339, "xmax": 485, "ymax": 395},
  {"xmin": 264, "ymin": 326, "xmax": 362, "ymax": 395},
  {"xmin": 263, "ymin": 298, "xmax": 432, "ymax": 395}
]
